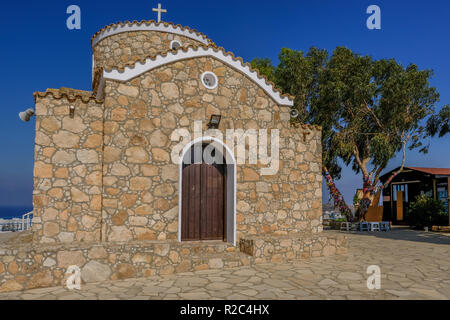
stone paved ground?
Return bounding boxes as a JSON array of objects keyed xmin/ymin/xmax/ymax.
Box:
[{"xmin": 0, "ymin": 227, "xmax": 449, "ymax": 300}]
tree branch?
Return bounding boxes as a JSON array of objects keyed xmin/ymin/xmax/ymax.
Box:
[
  {"xmin": 353, "ymin": 144, "xmax": 369, "ymax": 177},
  {"xmin": 373, "ymin": 166, "xmax": 384, "ymax": 185},
  {"xmin": 363, "ymin": 99, "xmax": 384, "ymax": 130},
  {"xmin": 382, "ymin": 134, "xmax": 411, "ymax": 188}
]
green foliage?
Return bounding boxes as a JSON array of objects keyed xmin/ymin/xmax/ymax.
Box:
[
  {"xmin": 425, "ymin": 105, "xmax": 449, "ymax": 139},
  {"xmin": 406, "ymin": 194, "xmax": 448, "ymax": 229},
  {"xmin": 250, "ymin": 58, "xmax": 275, "ymax": 83},
  {"xmin": 331, "ymin": 217, "xmax": 348, "ymax": 230},
  {"xmin": 251, "ymin": 47, "xmax": 447, "ymax": 180}
]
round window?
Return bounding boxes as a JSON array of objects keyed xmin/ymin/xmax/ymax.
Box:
[
  {"xmin": 201, "ymin": 72, "xmax": 218, "ymax": 90},
  {"xmin": 170, "ymin": 40, "xmax": 182, "ymax": 50}
]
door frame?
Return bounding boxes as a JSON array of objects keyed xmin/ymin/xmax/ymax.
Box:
[{"xmin": 178, "ymin": 137, "xmax": 236, "ymax": 245}]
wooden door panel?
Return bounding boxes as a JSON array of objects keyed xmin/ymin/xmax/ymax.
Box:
[
  {"xmin": 182, "ymin": 162, "xmax": 225, "ymax": 241},
  {"xmin": 216, "ymin": 166, "xmax": 224, "ymax": 239},
  {"xmin": 181, "ymin": 164, "xmax": 201, "ymax": 240},
  {"xmin": 396, "ymin": 190, "xmax": 403, "ymax": 221},
  {"xmin": 201, "ymin": 164, "xmax": 224, "ymax": 240}
]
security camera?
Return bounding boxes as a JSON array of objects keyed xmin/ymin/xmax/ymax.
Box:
[
  {"xmin": 290, "ymin": 109, "xmax": 299, "ymax": 118},
  {"xmin": 19, "ymin": 108, "xmax": 35, "ymax": 122}
]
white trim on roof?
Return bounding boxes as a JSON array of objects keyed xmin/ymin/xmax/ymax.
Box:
[
  {"xmin": 102, "ymin": 46, "xmax": 294, "ymax": 106},
  {"xmin": 92, "ymin": 21, "xmax": 210, "ymax": 47}
]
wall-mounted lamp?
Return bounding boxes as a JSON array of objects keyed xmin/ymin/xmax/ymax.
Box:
[
  {"xmin": 18, "ymin": 108, "xmax": 35, "ymax": 122},
  {"xmin": 69, "ymin": 105, "xmax": 75, "ymax": 118},
  {"xmin": 208, "ymin": 114, "xmax": 221, "ymax": 129}
]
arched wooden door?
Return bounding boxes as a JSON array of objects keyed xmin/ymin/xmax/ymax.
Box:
[{"xmin": 181, "ymin": 161, "xmax": 225, "ymax": 241}]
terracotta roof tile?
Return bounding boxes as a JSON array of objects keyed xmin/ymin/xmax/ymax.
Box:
[
  {"xmin": 34, "ymin": 88, "xmax": 103, "ymax": 104},
  {"xmin": 407, "ymin": 167, "xmax": 450, "ymax": 176}
]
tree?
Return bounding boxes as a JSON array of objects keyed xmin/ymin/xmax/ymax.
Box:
[
  {"xmin": 251, "ymin": 58, "xmax": 276, "ymax": 83},
  {"xmin": 252, "ymin": 47, "xmax": 448, "ymax": 221}
]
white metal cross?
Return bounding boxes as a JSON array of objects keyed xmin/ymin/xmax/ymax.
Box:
[{"xmin": 152, "ymin": 3, "xmax": 167, "ymax": 23}]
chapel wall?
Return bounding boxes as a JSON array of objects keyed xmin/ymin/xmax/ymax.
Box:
[
  {"xmin": 236, "ymin": 125, "xmax": 323, "ymax": 238},
  {"xmin": 93, "ymin": 31, "xmax": 208, "ymax": 72},
  {"xmin": 101, "ymin": 55, "xmax": 323, "ymax": 243},
  {"xmin": 0, "ymin": 231, "xmax": 346, "ymax": 292},
  {"xmin": 32, "ymin": 93, "xmax": 104, "ymax": 244}
]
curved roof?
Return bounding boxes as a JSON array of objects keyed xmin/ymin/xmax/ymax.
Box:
[
  {"xmin": 91, "ymin": 20, "xmax": 213, "ymax": 48},
  {"xmin": 101, "ymin": 45, "xmax": 294, "ymax": 106}
]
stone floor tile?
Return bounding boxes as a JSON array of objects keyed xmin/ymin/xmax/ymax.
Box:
[{"xmin": 1, "ymin": 228, "xmax": 449, "ymax": 300}]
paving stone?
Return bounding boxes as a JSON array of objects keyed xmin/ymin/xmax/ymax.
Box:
[
  {"xmin": 205, "ymin": 283, "xmax": 232, "ymax": 290},
  {"xmin": 240, "ymin": 289, "xmax": 258, "ymax": 296},
  {"xmin": 0, "ymin": 228, "xmax": 448, "ymax": 300},
  {"xmin": 385, "ymin": 289, "xmax": 412, "ymax": 297},
  {"xmin": 337, "ymin": 272, "xmax": 363, "ymax": 281},
  {"xmin": 179, "ymin": 292, "xmax": 211, "ymax": 299},
  {"xmin": 409, "ymin": 288, "xmax": 448, "ymax": 300},
  {"xmin": 318, "ymin": 279, "xmax": 338, "ymax": 286}
]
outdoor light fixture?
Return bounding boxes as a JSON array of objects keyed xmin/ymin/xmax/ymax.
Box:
[
  {"xmin": 18, "ymin": 108, "xmax": 35, "ymax": 122},
  {"xmin": 208, "ymin": 114, "xmax": 221, "ymax": 129},
  {"xmin": 69, "ymin": 105, "xmax": 75, "ymax": 118}
]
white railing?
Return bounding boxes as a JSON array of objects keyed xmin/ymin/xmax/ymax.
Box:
[
  {"xmin": 0, "ymin": 212, "xmax": 33, "ymax": 233},
  {"xmin": 22, "ymin": 212, "xmax": 33, "ymax": 231}
]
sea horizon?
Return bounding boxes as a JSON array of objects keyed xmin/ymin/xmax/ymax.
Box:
[{"xmin": 0, "ymin": 206, "xmax": 33, "ymax": 219}]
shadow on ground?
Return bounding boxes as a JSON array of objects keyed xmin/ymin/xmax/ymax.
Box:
[{"xmin": 344, "ymin": 226, "xmax": 450, "ymax": 245}]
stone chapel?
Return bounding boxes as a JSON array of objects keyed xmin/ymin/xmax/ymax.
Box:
[{"xmin": 0, "ymin": 19, "xmax": 346, "ymax": 292}]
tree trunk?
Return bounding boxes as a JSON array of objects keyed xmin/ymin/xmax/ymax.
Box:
[
  {"xmin": 356, "ymin": 175, "xmax": 377, "ymax": 221},
  {"xmin": 322, "ymin": 167, "xmax": 354, "ymax": 221},
  {"xmin": 356, "ymin": 140, "xmax": 408, "ymax": 221}
]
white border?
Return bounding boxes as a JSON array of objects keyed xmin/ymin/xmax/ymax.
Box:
[
  {"xmin": 177, "ymin": 136, "xmax": 237, "ymax": 245},
  {"xmin": 201, "ymin": 71, "xmax": 218, "ymax": 90},
  {"xmin": 170, "ymin": 40, "xmax": 182, "ymax": 50},
  {"xmin": 92, "ymin": 22, "xmax": 210, "ymax": 47},
  {"xmin": 103, "ymin": 46, "xmax": 294, "ymax": 106}
]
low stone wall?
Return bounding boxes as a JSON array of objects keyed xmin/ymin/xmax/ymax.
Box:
[
  {"xmin": 0, "ymin": 240, "xmax": 245, "ymax": 292},
  {"xmin": 0, "ymin": 232, "xmax": 347, "ymax": 293},
  {"xmin": 239, "ymin": 232, "xmax": 347, "ymax": 264}
]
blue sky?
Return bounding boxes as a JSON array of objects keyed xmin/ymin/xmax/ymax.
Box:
[{"xmin": 0, "ymin": 0, "xmax": 448, "ymax": 207}]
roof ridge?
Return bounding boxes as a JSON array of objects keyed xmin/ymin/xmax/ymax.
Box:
[
  {"xmin": 102, "ymin": 44, "xmax": 295, "ymax": 104},
  {"xmin": 34, "ymin": 88, "xmax": 103, "ymax": 104},
  {"xmin": 91, "ymin": 20, "xmax": 213, "ymax": 47}
]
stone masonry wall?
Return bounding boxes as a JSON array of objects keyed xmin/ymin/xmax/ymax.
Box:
[
  {"xmin": 0, "ymin": 232, "xmax": 346, "ymax": 293},
  {"xmin": 32, "ymin": 93, "xmax": 104, "ymax": 243},
  {"xmin": 239, "ymin": 233, "xmax": 348, "ymax": 264},
  {"xmin": 0, "ymin": 239, "xmax": 243, "ymax": 292},
  {"xmin": 94, "ymin": 31, "xmax": 208, "ymax": 72},
  {"xmin": 101, "ymin": 55, "xmax": 323, "ymax": 243}
]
